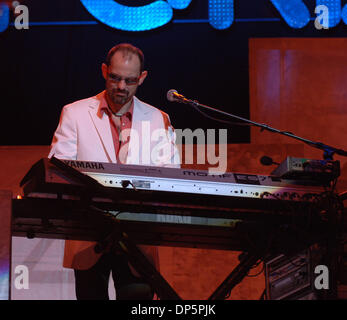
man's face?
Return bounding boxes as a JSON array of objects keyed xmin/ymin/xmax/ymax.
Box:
[{"xmin": 102, "ymin": 51, "xmax": 147, "ymax": 108}]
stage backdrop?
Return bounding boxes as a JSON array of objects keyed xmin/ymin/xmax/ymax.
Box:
[
  {"xmin": 2, "ymin": 37, "xmax": 347, "ymax": 299},
  {"xmin": 2, "ymin": 0, "xmax": 347, "ymax": 148},
  {"xmin": 248, "ymin": 37, "xmax": 347, "ymax": 191}
]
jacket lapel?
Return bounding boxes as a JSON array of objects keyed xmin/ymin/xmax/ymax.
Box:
[
  {"xmin": 86, "ymin": 94, "xmax": 153, "ymax": 165},
  {"xmin": 126, "ymin": 97, "xmax": 151, "ymax": 165},
  {"xmin": 88, "ymin": 92, "xmax": 117, "ymax": 163}
]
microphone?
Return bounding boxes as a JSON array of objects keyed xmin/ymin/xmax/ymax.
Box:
[
  {"xmin": 260, "ymin": 156, "xmax": 280, "ymax": 166},
  {"xmin": 167, "ymin": 89, "xmax": 189, "ymax": 103}
]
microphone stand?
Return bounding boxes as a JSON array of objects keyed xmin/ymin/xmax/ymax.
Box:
[
  {"xmin": 178, "ymin": 96, "xmax": 345, "ymax": 300},
  {"xmin": 178, "ymin": 97, "xmax": 347, "ymax": 161}
]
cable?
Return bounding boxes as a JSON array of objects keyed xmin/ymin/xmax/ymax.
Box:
[
  {"xmin": 121, "ymin": 180, "xmax": 138, "ymax": 190},
  {"xmin": 247, "ymin": 261, "xmax": 265, "ymax": 277},
  {"xmin": 190, "ymin": 102, "xmax": 251, "ymax": 126},
  {"xmin": 88, "ymin": 204, "xmax": 123, "ymax": 221}
]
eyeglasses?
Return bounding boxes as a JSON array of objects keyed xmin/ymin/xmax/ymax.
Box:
[{"xmin": 107, "ymin": 72, "xmax": 140, "ymax": 86}]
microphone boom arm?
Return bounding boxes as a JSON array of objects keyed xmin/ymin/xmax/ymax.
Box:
[{"xmin": 175, "ymin": 95, "xmax": 347, "ymax": 161}]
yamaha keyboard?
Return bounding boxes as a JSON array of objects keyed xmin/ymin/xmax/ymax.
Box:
[
  {"xmin": 11, "ymin": 158, "xmax": 343, "ymax": 300},
  {"xmin": 12, "ymin": 157, "xmax": 330, "ymax": 250},
  {"xmin": 12, "ymin": 158, "xmax": 329, "ymax": 252},
  {"xmin": 21, "ymin": 157, "xmax": 326, "ymax": 203},
  {"xmin": 18, "ymin": 157, "xmax": 328, "ymax": 220}
]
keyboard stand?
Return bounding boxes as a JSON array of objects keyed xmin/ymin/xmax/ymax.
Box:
[
  {"xmin": 98, "ymin": 226, "xmax": 182, "ymax": 300},
  {"xmin": 208, "ymin": 251, "xmax": 261, "ymax": 300}
]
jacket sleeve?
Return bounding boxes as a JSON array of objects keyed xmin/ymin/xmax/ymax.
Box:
[{"xmin": 48, "ymin": 105, "xmax": 78, "ymax": 160}]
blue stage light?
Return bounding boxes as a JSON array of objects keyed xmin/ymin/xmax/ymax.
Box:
[
  {"xmin": 270, "ymin": 0, "xmax": 310, "ymax": 28},
  {"xmin": 80, "ymin": 0, "xmax": 173, "ymax": 31},
  {"xmin": 208, "ymin": 0, "xmax": 234, "ymax": 30},
  {"xmin": 316, "ymin": 0, "xmax": 341, "ymax": 27},
  {"xmin": 341, "ymin": 2, "xmax": 347, "ymax": 25},
  {"xmin": 0, "ymin": 3, "xmax": 9, "ymax": 33},
  {"xmin": 167, "ymin": 0, "xmax": 192, "ymax": 10}
]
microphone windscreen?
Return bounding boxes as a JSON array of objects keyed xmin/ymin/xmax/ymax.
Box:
[
  {"xmin": 167, "ymin": 89, "xmax": 177, "ymax": 102},
  {"xmin": 260, "ymin": 156, "xmax": 273, "ymax": 166}
]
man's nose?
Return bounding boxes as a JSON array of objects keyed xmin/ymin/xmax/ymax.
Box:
[{"xmin": 116, "ymin": 79, "xmax": 127, "ymax": 90}]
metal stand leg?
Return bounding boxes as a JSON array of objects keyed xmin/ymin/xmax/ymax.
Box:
[
  {"xmin": 98, "ymin": 229, "xmax": 181, "ymax": 300},
  {"xmin": 208, "ymin": 252, "xmax": 260, "ymax": 300}
]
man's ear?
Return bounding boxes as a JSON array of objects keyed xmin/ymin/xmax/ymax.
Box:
[
  {"xmin": 138, "ymin": 70, "xmax": 148, "ymax": 85},
  {"xmin": 101, "ymin": 63, "xmax": 108, "ymax": 80}
]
